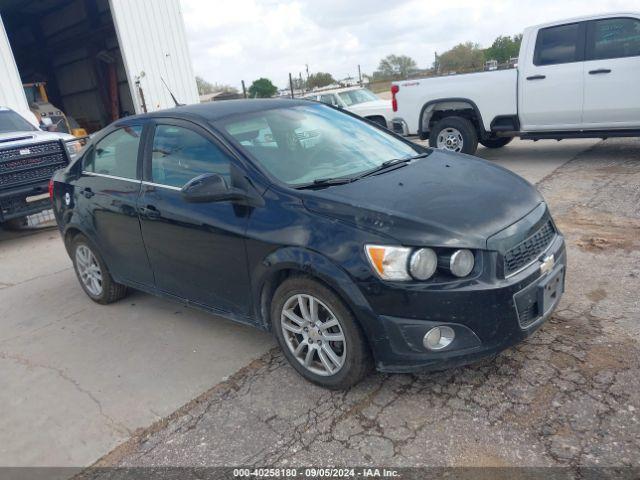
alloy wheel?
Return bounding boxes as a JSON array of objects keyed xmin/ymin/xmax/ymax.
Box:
[
  {"xmin": 280, "ymin": 294, "xmax": 346, "ymax": 376},
  {"xmin": 436, "ymin": 127, "xmax": 464, "ymax": 152},
  {"xmin": 75, "ymin": 245, "xmax": 103, "ymax": 297}
]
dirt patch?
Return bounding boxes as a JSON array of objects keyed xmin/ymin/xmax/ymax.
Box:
[
  {"xmin": 451, "ymin": 444, "xmax": 512, "ymax": 468},
  {"xmin": 586, "ymin": 288, "xmax": 608, "ymax": 303},
  {"xmin": 579, "ymin": 344, "xmax": 632, "ymax": 378},
  {"xmin": 556, "ymin": 207, "xmax": 640, "ymax": 253}
]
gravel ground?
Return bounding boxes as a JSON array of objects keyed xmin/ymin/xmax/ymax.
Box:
[{"xmin": 92, "ymin": 139, "xmax": 640, "ymax": 470}]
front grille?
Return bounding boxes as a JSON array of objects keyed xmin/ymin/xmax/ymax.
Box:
[
  {"xmin": 504, "ymin": 220, "xmax": 555, "ymax": 276},
  {"xmin": 0, "ymin": 141, "xmax": 67, "ymax": 189}
]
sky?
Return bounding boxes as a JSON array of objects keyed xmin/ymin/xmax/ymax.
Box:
[{"xmin": 180, "ymin": 0, "xmax": 639, "ymax": 90}]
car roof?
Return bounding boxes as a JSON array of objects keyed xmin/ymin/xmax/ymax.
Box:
[
  {"xmin": 305, "ymin": 86, "xmax": 365, "ymax": 96},
  {"xmin": 118, "ymin": 98, "xmax": 313, "ymax": 125},
  {"xmin": 526, "ymin": 11, "xmax": 640, "ymax": 31}
]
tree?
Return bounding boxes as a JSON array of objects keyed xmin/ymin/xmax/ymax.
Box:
[
  {"xmin": 248, "ymin": 78, "xmax": 277, "ymax": 98},
  {"xmin": 196, "ymin": 76, "xmax": 238, "ymax": 95},
  {"xmin": 437, "ymin": 42, "xmax": 485, "ymax": 73},
  {"xmin": 307, "ymin": 72, "xmax": 335, "ymax": 89},
  {"xmin": 373, "ymin": 54, "xmax": 417, "ymax": 79},
  {"xmin": 196, "ymin": 76, "xmax": 214, "ymax": 95},
  {"xmin": 485, "ymin": 34, "xmax": 522, "ymax": 63}
]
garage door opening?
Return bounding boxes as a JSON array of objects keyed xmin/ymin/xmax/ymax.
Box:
[{"xmin": 1, "ymin": 0, "xmax": 135, "ymax": 134}]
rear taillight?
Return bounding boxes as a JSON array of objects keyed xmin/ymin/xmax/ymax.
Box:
[
  {"xmin": 391, "ymin": 84, "xmax": 399, "ymax": 112},
  {"xmin": 49, "ymin": 179, "xmax": 54, "ymax": 201}
]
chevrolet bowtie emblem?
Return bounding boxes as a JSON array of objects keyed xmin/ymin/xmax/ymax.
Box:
[{"xmin": 540, "ymin": 254, "xmax": 555, "ymax": 275}]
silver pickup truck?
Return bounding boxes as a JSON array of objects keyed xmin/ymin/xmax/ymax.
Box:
[{"xmin": 0, "ymin": 107, "xmax": 82, "ymax": 227}]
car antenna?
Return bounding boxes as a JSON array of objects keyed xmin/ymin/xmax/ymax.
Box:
[{"xmin": 161, "ymin": 76, "xmax": 183, "ymax": 107}]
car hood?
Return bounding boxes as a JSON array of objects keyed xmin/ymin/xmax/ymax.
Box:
[
  {"xmin": 302, "ymin": 150, "xmax": 543, "ymax": 248},
  {"xmin": 347, "ymin": 99, "xmax": 391, "ymax": 113},
  {"xmin": 0, "ymin": 130, "xmax": 75, "ymax": 148}
]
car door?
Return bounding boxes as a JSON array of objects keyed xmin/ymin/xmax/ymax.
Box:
[
  {"xmin": 75, "ymin": 124, "xmax": 154, "ymax": 287},
  {"xmin": 582, "ymin": 16, "xmax": 640, "ymax": 128},
  {"xmin": 137, "ymin": 119, "xmax": 253, "ymax": 316},
  {"xmin": 519, "ymin": 21, "xmax": 586, "ymax": 131}
]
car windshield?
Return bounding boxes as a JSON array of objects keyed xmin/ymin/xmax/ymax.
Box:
[
  {"xmin": 337, "ymin": 89, "xmax": 378, "ymax": 106},
  {"xmin": 0, "ymin": 110, "xmax": 37, "ymax": 134},
  {"xmin": 217, "ymin": 103, "xmax": 419, "ymax": 186}
]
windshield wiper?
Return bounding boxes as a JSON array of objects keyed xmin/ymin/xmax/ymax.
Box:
[
  {"xmin": 356, "ymin": 152, "xmax": 430, "ymax": 179},
  {"xmin": 295, "ymin": 176, "xmax": 357, "ymax": 190}
]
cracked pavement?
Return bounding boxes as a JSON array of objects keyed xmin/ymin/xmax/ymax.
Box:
[{"xmin": 90, "ymin": 138, "xmax": 640, "ymax": 469}]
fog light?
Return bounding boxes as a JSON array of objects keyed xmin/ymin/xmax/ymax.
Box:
[{"xmin": 423, "ymin": 326, "xmax": 455, "ymax": 350}]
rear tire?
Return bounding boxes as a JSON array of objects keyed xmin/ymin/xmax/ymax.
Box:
[
  {"xmin": 429, "ymin": 116, "xmax": 478, "ymax": 155},
  {"xmin": 71, "ymin": 234, "xmax": 128, "ymax": 304},
  {"xmin": 271, "ymin": 276, "xmax": 372, "ymax": 390},
  {"xmin": 366, "ymin": 116, "xmax": 388, "ymax": 129},
  {"xmin": 479, "ymin": 137, "xmax": 513, "ymax": 149}
]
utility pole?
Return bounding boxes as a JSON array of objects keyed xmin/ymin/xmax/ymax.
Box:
[
  {"xmin": 358, "ymin": 64, "xmax": 362, "ymax": 86},
  {"xmin": 305, "ymin": 64, "xmax": 309, "ymax": 82},
  {"xmin": 241, "ymin": 80, "xmax": 247, "ymax": 99},
  {"xmin": 289, "ymin": 72, "xmax": 294, "ymax": 99}
]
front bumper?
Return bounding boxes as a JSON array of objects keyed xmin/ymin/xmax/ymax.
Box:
[
  {"xmin": 391, "ymin": 118, "xmax": 409, "ymax": 136},
  {"xmin": 363, "ymin": 235, "xmax": 566, "ymax": 373},
  {"xmin": 0, "ymin": 182, "xmax": 51, "ymax": 222}
]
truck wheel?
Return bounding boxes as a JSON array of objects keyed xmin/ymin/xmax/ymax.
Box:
[
  {"xmin": 271, "ymin": 276, "xmax": 372, "ymax": 390},
  {"xmin": 71, "ymin": 234, "xmax": 128, "ymax": 304},
  {"xmin": 429, "ymin": 117, "xmax": 478, "ymax": 155},
  {"xmin": 480, "ymin": 137, "xmax": 513, "ymax": 149}
]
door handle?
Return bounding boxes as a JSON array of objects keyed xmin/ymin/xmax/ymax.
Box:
[
  {"xmin": 589, "ymin": 68, "xmax": 611, "ymax": 75},
  {"xmin": 139, "ymin": 205, "xmax": 161, "ymax": 219},
  {"xmin": 81, "ymin": 188, "xmax": 94, "ymax": 199},
  {"xmin": 526, "ymin": 75, "xmax": 546, "ymax": 80}
]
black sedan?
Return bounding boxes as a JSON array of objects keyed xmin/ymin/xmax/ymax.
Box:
[{"xmin": 50, "ymin": 99, "xmax": 565, "ymax": 389}]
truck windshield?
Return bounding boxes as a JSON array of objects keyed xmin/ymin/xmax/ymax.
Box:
[
  {"xmin": 337, "ymin": 89, "xmax": 378, "ymax": 106},
  {"xmin": 0, "ymin": 110, "xmax": 37, "ymax": 134},
  {"xmin": 217, "ymin": 103, "xmax": 418, "ymax": 187}
]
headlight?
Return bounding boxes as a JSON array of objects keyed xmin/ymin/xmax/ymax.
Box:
[
  {"xmin": 409, "ymin": 248, "xmax": 437, "ymax": 280},
  {"xmin": 366, "ymin": 245, "xmax": 476, "ymax": 281},
  {"xmin": 365, "ymin": 245, "xmax": 411, "ymax": 281},
  {"xmin": 448, "ymin": 249, "xmax": 475, "ymax": 277},
  {"xmin": 65, "ymin": 140, "xmax": 83, "ymax": 160}
]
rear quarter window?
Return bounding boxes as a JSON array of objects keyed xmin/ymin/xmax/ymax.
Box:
[{"xmin": 83, "ymin": 126, "xmax": 142, "ymax": 179}]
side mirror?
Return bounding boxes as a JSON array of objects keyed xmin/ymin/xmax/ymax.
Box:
[{"xmin": 181, "ymin": 173, "xmax": 248, "ymax": 203}]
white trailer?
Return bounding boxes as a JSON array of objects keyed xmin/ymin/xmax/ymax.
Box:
[{"xmin": 0, "ymin": 0, "xmax": 199, "ymax": 132}]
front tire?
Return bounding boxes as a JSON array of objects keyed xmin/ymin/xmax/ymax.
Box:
[
  {"xmin": 479, "ymin": 137, "xmax": 513, "ymax": 149},
  {"xmin": 429, "ymin": 116, "xmax": 478, "ymax": 155},
  {"xmin": 2, "ymin": 216, "xmax": 28, "ymax": 230},
  {"xmin": 271, "ymin": 276, "xmax": 372, "ymax": 389},
  {"xmin": 71, "ymin": 234, "xmax": 128, "ymax": 304}
]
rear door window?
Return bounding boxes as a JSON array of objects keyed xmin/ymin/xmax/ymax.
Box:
[
  {"xmin": 151, "ymin": 124, "xmax": 231, "ymax": 188},
  {"xmin": 534, "ymin": 23, "xmax": 583, "ymax": 66},
  {"xmin": 319, "ymin": 94, "xmax": 338, "ymax": 106},
  {"xmin": 84, "ymin": 126, "xmax": 142, "ymax": 179},
  {"xmin": 588, "ymin": 17, "xmax": 640, "ymax": 60}
]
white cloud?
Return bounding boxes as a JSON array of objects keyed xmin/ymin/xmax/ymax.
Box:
[{"xmin": 181, "ymin": 0, "xmax": 639, "ymax": 90}]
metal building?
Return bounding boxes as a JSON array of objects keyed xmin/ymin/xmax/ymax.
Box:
[{"xmin": 0, "ymin": 0, "xmax": 199, "ymax": 132}]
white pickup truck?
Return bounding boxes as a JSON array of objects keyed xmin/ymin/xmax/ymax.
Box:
[{"xmin": 391, "ymin": 12, "xmax": 640, "ymax": 154}]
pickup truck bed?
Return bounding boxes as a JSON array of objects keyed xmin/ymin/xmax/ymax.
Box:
[{"xmin": 395, "ymin": 69, "xmax": 517, "ymax": 136}]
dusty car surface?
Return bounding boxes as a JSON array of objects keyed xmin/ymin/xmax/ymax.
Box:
[{"xmin": 50, "ymin": 99, "xmax": 566, "ymax": 389}]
